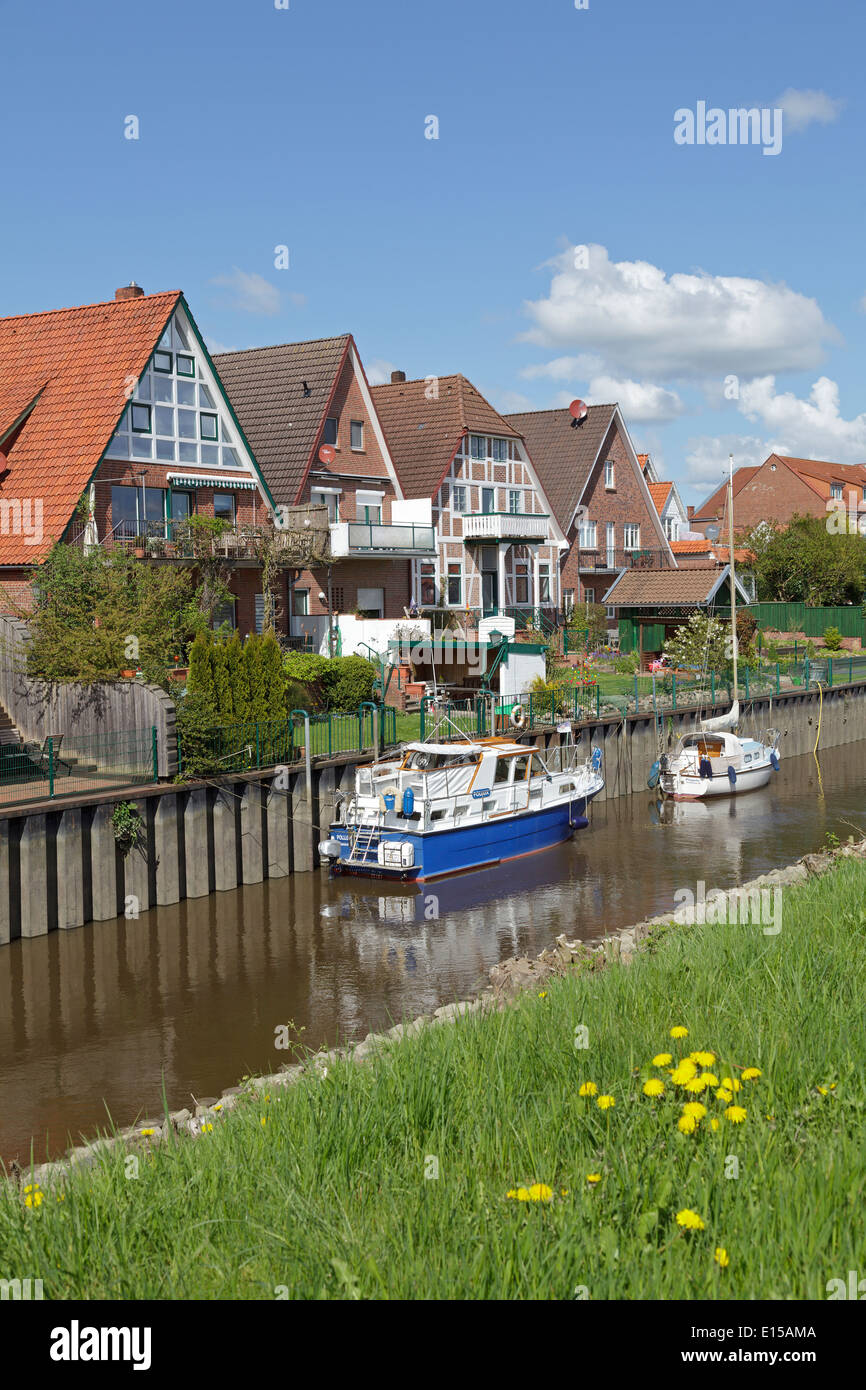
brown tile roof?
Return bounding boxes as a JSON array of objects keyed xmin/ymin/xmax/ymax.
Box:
[
  {"xmin": 371, "ymin": 374, "xmax": 522, "ymax": 498},
  {"xmin": 214, "ymin": 335, "xmax": 351, "ymax": 504},
  {"xmin": 647, "ymin": 481, "xmax": 673, "ymax": 515},
  {"xmin": 503, "ymin": 404, "xmax": 616, "ymax": 532},
  {"xmin": 692, "ymin": 466, "xmax": 760, "ymax": 520},
  {"xmin": 0, "ymin": 290, "xmax": 181, "ymax": 565},
  {"xmin": 775, "ymin": 454, "xmax": 866, "ymax": 498},
  {"xmin": 603, "ymin": 565, "xmax": 738, "ymax": 607}
]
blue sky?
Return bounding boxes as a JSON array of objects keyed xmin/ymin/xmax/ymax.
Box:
[{"xmin": 1, "ymin": 0, "xmax": 863, "ymax": 505}]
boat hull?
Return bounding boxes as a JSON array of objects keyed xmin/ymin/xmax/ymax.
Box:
[
  {"xmin": 331, "ymin": 793, "xmax": 599, "ymax": 881},
  {"xmin": 664, "ymin": 762, "xmax": 773, "ymax": 801}
]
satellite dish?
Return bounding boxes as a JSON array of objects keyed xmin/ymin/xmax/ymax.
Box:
[
  {"xmin": 705, "ymin": 525, "xmax": 720, "ymax": 541},
  {"xmin": 569, "ymin": 399, "xmax": 588, "ymax": 422},
  {"xmin": 319, "ymin": 444, "xmax": 336, "ymax": 465}
]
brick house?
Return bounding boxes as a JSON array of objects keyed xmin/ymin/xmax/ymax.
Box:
[
  {"xmin": 690, "ymin": 455, "xmax": 866, "ymax": 535},
  {"xmin": 505, "ymin": 404, "xmax": 675, "ymax": 628},
  {"xmin": 0, "ymin": 283, "xmax": 279, "ymax": 636},
  {"xmin": 215, "ymin": 338, "xmax": 436, "ymax": 656},
  {"xmin": 371, "ymin": 373, "xmax": 565, "ymax": 623},
  {"xmin": 647, "ymin": 478, "xmax": 689, "ymax": 544}
]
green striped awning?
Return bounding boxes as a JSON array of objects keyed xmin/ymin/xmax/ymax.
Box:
[{"xmin": 167, "ymin": 473, "xmax": 258, "ymax": 490}]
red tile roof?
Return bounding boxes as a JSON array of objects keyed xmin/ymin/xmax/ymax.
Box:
[
  {"xmin": 371, "ymin": 374, "xmax": 521, "ymax": 498},
  {"xmin": 773, "ymin": 454, "xmax": 866, "ymax": 499},
  {"xmin": 647, "ymin": 481, "xmax": 672, "ymax": 515},
  {"xmin": 670, "ymin": 537, "xmax": 712, "ymax": 553},
  {"xmin": 0, "ymin": 290, "xmax": 181, "ymax": 564}
]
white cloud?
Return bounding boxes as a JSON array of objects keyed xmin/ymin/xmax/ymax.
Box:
[
  {"xmin": 737, "ymin": 375, "xmax": 866, "ymax": 462},
  {"xmin": 365, "ymin": 358, "xmax": 399, "ymax": 386},
  {"xmin": 520, "ymin": 353, "xmax": 603, "ymax": 382},
  {"xmin": 774, "ymin": 87, "xmax": 843, "ymax": 134},
  {"xmin": 685, "ymin": 434, "xmax": 769, "ymax": 491},
  {"xmin": 521, "ymin": 244, "xmax": 837, "ymax": 379},
  {"xmin": 490, "ymin": 388, "xmax": 536, "ymax": 414},
  {"xmin": 205, "ymin": 338, "xmax": 240, "ymax": 356},
  {"xmin": 210, "ymin": 268, "xmax": 282, "ymax": 316},
  {"xmin": 585, "ymin": 375, "xmax": 684, "ymax": 422}
]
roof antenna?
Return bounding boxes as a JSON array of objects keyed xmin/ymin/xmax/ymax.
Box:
[{"xmin": 302, "ymin": 380, "xmax": 311, "ymax": 397}]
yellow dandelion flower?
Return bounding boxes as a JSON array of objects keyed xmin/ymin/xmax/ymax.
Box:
[
  {"xmin": 682, "ymin": 1102, "xmax": 707, "ymax": 1119},
  {"xmin": 677, "ymin": 1114, "xmax": 698, "ymax": 1134},
  {"xmin": 586, "ymin": 1173, "xmax": 602, "ymax": 1184},
  {"xmin": 260, "ymin": 1117, "xmax": 268, "ymax": 1127},
  {"xmin": 23, "ymin": 1184, "xmax": 35, "ymax": 1194},
  {"xmin": 597, "ymin": 1094, "xmax": 615, "ymax": 1110},
  {"xmin": 721, "ymin": 1076, "xmax": 741, "ymax": 1093},
  {"xmin": 201, "ymin": 1122, "xmax": 214, "ymax": 1133},
  {"xmin": 689, "ymin": 1051, "xmax": 716, "ymax": 1067},
  {"xmin": 725, "ymin": 1105, "xmax": 747, "ymax": 1124},
  {"xmin": 710, "ymin": 1117, "xmax": 721, "ymax": 1131},
  {"xmin": 560, "ymin": 1188, "xmax": 569, "ymax": 1196},
  {"xmin": 715, "ymin": 1087, "xmax": 733, "ymax": 1103},
  {"xmin": 652, "ymin": 1053, "xmax": 673, "ymax": 1067},
  {"xmin": 714, "ymin": 1247, "xmax": 730, "ymax": 1268},
  {"xmin": 741, "ymin": 1067, "xmax": 761, "ymax": 1081},
  {"xmin": 643, "ymin": 1078, "xmax": 665, "ymax": 1098},
  {"xmin": 507, "ymin": 1187, "xmax": 530, "ymax": 1202},
  {"xmin": 526, "ymin": 1183, "xmax": 554, "ymax": 1202},
  {"xmin": 56, "ymin": 1193, "xmax": 66, "ymax": 1203},
  {"xmin": 676, "ymin": 1208, "xmax": 705, "ymax": 1230},
  {"xmin": 670, "ymin": 1059, "xmax": 698, "ymax": 1085},
  {"xmin": 138, "ymin": 1128, "xmax": 155, "ymax": 1137},
  {"xmin": 578, "ymin": 1082, "xmax": 598, "ymax": 1097},
  {"xmin": 538, "ymin": 991, "xmax": 547, "ymax": 998},
  {"xmin": 670, "ymin": 1026, "xmax": 689, "ymax": 1039},
  {"xmin": 684, "ymin": 1075, "xmax": 708, "ymax": 1094},
  {"xmin": 700, "ymin": 1072, "xmax": 719, "ymax": 1088},
  {"xmin": 24, "ymin": 1191, "xmax": 43, "ymax": 1209}
]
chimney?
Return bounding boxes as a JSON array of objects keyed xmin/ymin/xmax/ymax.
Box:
[
  {"xmin": 687, "ymin": 505, "xmax": 694, "ymax": 519},
  {"xmin": 391, "ymin": 370, "xmax": 406, "ymax": 384},
  {"xmin": 115, "ymin": 281, "xmax": 144, "ymax": 301}
]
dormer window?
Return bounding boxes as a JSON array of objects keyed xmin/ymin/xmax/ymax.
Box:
[
  {"xmin": 604, "ymin": 460, "xmax": 615, "ymax": 489},
  {"xmin": 830, "ymin": 483, "xmax": 843, "ymax": 500}
]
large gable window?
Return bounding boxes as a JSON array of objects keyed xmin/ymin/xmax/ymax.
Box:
[
  {"xmin": 153, "ymin": 350, "xmax": 172, "ymax": 374},
  {"xmin": 130, "ymin": 404, "xmax": 151, "ymax": 434}
]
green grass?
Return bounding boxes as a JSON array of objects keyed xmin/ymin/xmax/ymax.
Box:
[{"xmin": 2, "ymin": 859, "xmax": 865, "ymax": 1299}]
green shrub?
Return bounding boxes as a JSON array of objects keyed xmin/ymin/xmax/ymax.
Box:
[
  {"xmin": 614, "ymin": 651, "xmax": 639, "ymax": 674},
  {"xmin": 823, "ymin": 625, "xmax": 844, "ymax": 652},
  {"xmin": 328, "ymin": 655, "xmax": 377, "ymax": 711},
  {"xmin": 175, "ymin": 690, "xmax": 226, "ymax": 778}
]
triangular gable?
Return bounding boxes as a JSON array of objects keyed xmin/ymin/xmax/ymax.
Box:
[{"xmin": 575, "ymin": 407, "xmax": 676, "ymax": 564}]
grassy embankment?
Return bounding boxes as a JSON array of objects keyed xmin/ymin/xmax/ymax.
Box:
[{"xmin": 2, "ymin": 857, "xmax": 864, "ymax": 1299}]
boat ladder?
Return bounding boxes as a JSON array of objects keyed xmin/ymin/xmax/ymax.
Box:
[{"xmin": 348, "ymin": 824, "xmax": 379, "ymax": 865}]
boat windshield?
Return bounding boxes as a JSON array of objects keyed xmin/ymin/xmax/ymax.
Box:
[
  {"xmin": 404, "ymin": 749, "xmax": 481, "ymax": 771},
  {"xmin": 681, "ymin": 735, "xmax": 725, "ymax": 756}
]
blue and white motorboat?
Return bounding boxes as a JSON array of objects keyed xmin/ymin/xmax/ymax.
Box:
[{"xmin": 319, "ymin": 734, "xmax": 604, "ymax": 881}]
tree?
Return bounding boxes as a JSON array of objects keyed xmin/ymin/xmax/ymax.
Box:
[
  {"xmin": 243, "ymin": 633, "xmax": 268, "ymax": 719},
  {"xmin": 664, "ymin": 611, "xmax": 730, "ymax": 673},
  {"xmin": 225, "ymin": 630, "xmax": 247, "ymax": 717},
  {"xmin": 259, "ymin": 630, "xmax": 287, "ymax": 719},
  {"xmin": 747, "ymin": 515, "xmax": 866, "ymax": 605},
  {"xmin": 211, "ymin": 640, "xmax": 234, "ymax": 720},
  {"xmin": 187, "ymin": 631, "xmax": 217, "ymax": 712}
]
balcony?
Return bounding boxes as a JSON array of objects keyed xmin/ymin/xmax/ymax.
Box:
[
  {"xmin": 329, "ymin": 521, "xmax": 437, "ymax": 557},
  {"xmin": 70, "ymin": 518, "xmax": 319, "ymax": 563},
  {"xmin": 577, "ymin": 548, "xmax": 672, "ymax": 572},
  {"xmin": 460, "ymin": 512, "xmax": 550, "ymax": 542}
]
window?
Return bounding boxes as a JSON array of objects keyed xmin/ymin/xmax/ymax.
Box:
[
  {"xmin": 508, "ymin": 490, "xmax": 521, "ymax": 514},
  {"xmin": 350, "ymin": 420, "xmax": 364, "ymax": 451},
  {"xmin": 356, "ymin": 490, "xmax": 383, "ymax": 524},
  {"xmin": 512, "ymin": 755, "xmax": 529, "ymax": 782},
  {"xmin": 312, "ymin": 490, "xmax": 340, "ymax": 523},
  {"xmin": 578, "ymin": 519, "xmax": 597, "ymax": 548},
  {"xmin": 213, "ymin": 492, "xmax": 236, "ymax": 522},
  {"xmin": 111, "ymin": 484, "xmax": 165, "ymax": 537},
  {"xmin": 604, "ymin": 459, "xmax": 615, "ymax": 489},
  {"xmin": 563, "ymin": 589, "xmax": 575, "ymax": 615},
  {"xmin": 213, "ymin": 599, "xmax": 237, "ymax": 631},
  {"xmin": 255, "ymin": 593, "xmax": 266, "ymax": 635},
  {"xmin": 420, "ymin": 561, "xmax": 437, "ymax": 606},
  {"xmin": 514, "ymin": 556, "xmax": 530, "ymax": 604},
  {"xmin": 481, "ymin": 487, "xmax": 495, "ymax": 514},
  {"xmin": 130, "ymin": 403, "xmax": 152, "ymax": 434},
  {"xmin": 862, "ymin": 486, "xmax": 866, "ymax": 503},
  {"xmin": 830, "ymin": 483, "xmax": 843, "ymax": 500},
  {"xmin": 624, "ymin": 524, "xmax": 641, "ymax": 550},
  {"xmin": 494, "ymin": 757, "xmax": 512, "ymax": 784},
  {"xmin": 606, "ymin": 605, "xmax": 616, "ymax": 620},
  {"xmin": 665, "ymin": 516, "xmax": 680, "ymax": 541},
  {"xmin": 491, "ymin": 438, "xmax": 507, "ymax": 462},
  {"xmin": 529, "ymin": 754, "xmax": 548, "ymax": 778},
  {"xmin": 293, "ymin": 587, "xmax": 310, "ymax": 617},
  {"xmin": 357, "ymin": 586, "xmax": 384, "ymax": 619},
  {"xmin": 446, "ymin": 562, "xmax": 462, "ymax": 606},
  {"xmin": 539, "ymin": 562, "xmax": 551, "ymax": 603},
  {"xmin": 470, "ymin": 435, "xmax": 486, "ymax": 460},
  {"xmin": 200, "ymin": 412, "xmax": 218, "ymax": 441},
  {"xmin": 322, "ymin": 417, "xmax": 339, "ymax": 446},
  {"xmin": 176, "ymin": 354, "xmax": 196, "ymax": 377},
  {"xmin": 452, "ymin": 485, "xmax": 466, "ymax": 513},
  {"xmin": 153, "ymin": 350, "xmax": 172, "ymax": 374},
  {"xmin": 584, "ymin": 588, "xmax": 595, "ymax": 603}
]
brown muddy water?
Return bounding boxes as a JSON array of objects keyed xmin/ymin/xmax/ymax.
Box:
[{"xmin": 1, "ymin": 740, "xmax": 865, "ymax": 1164}]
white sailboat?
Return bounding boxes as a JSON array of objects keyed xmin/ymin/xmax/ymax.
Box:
[{"xmin": 653, "ymin": 457, "xmax": 781, "ymax": 800}]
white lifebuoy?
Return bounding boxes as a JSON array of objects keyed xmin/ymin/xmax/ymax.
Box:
[{"xmin": 510, "ymin": 705, "xmax": 528, "ymax": 729}]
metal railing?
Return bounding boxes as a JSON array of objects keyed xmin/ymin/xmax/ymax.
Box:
[
  {"xmin": 576, "ymin": 547, "xmax": 672, "ymax": 572},
  {"xmin": 333, "ymin": 521, "xmax": 436, "ymax": 555},
  {"xmin": 0, "ymin": 727, "xmax": 158, "ymax": 805},
  {"xmin": 177, "ymin": 706, "xmax": 400, "ymax": 777},
  {"xmin": 460, "ymin": 512, "xmax": 550, "ymax": 541}
]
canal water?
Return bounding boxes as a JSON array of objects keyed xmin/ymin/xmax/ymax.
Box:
[{"xmin": 2, "ymin": 739, "xmax": 864, "ymax": 1165}]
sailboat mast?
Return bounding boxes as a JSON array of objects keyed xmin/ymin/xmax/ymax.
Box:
[{"xmin": 728, "ymin": 453, "xmax": 738, "ymax": 703}]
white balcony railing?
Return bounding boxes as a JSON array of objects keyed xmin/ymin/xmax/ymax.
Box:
[
  {"xmin": 460, "ymin": 511, "xmax": 550, "ymax": 542},
  {"xmin": 330, "ymin": 521, "xmax": 437, "ymax": 556}
]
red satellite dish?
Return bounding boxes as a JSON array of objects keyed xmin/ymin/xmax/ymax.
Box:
[
  {"xmin": 319, "ymin": 444, "xmax": 336, "ymax": 465},
  {"xmin": 569, "ymin": 399, "xmax": 588, "ymax": 421}
]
